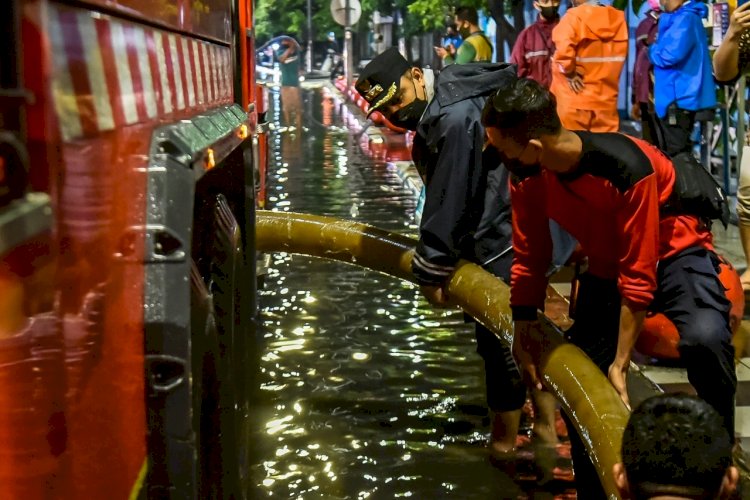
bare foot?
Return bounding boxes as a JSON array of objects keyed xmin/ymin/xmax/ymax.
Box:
[
  {"xmin": 741, "ymin": 269, "xmax": 750, "ymax": 290},
  {"xmin": 532, "ymin": 422, "xmax": 559, "ymax": 447}
]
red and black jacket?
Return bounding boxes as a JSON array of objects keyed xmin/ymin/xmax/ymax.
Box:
[{"xmin": 510, "ymin": 131, "xmax": 713, "ymax": 320}]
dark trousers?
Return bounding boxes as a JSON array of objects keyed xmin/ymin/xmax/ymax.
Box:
[
  {"xmin": 473, "ymin": 249, "xmax": 527, "ymax": 412},
  {"xmin": 475, "ymin": 322, "xmax": 527, "ymax": 412},
  {"xmin": 657, "ymin": 107, "xmax": 696, "ymax": 156},
  {"xmin": 564, "ymin": 247, "xmax": 736, "ymax": 499},
  {"xmin": 639, "ymin": 102, "xmax": 663, "ymax": 149}
]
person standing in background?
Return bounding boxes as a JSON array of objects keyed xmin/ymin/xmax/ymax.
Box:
[
  {"xmin": 649, "ymin": 0, "xmax": 716, "ymax": 156},
  {"xmin": 510, "ymin": 0, "xmax": 561, "ymax": 89},
  {"xmin": 550, "ymin": 0, "xmax": 628, "ymax": 132},
  {"xmin": 434, "ymin": 6, "xmax": 493, "ymax": 64},
  {"xmin": 713, "ymin": 2, "xmax": 750, "ymax": 293},
  {"xmin": 631, "ymin": 0, "xmax": 662, "ymax": 146},
  {"xmin": 277, "ymin": 37, "xmax": 302, "ymax": 131}
]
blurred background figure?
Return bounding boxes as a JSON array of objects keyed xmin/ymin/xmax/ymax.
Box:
[
  {"xmin": 649, "ymin": 0, "xmax": 716, "ymax": 156},
  {"xmin": 276, "ymin": 37, "xmax": 302, "ymax": 130},
  {"xmin": 321, "ymin": 31, "xmax": 343, "ymax": 79},
  {"xmin": 550, "ymin": 0, "xmax": 627, "ymax": 132},
  {"xmin": 713, "ymin": 2, "xmax": 750, "ymax": 293},
  {"xmin": 434, "ymin": 6, "xmax": 492, "ymax": 65},
  {"xmin": 631, "ymin": 0, "xmax": 661, "ymax": 146},
  {"xmin": 510, "ymin": 0, "xmax": 560, "ymax": 89}
]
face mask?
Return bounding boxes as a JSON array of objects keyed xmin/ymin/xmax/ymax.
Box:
[
  {"xmin": 539, "ymin": 5, "xmax": 559, "ymax": 20},
  {"xmin": 490, "ymin": 138, "xmax": 541, "ymax": 175},
  {"xmin": 391, "ymin": 99, "xmax": 427, "ymax": 130},
  {"xmin": 457, "ymin": 23, "xmax": 472, "ymax": 39},
  {"xmin": 389, "ymin": 77, "xmax": 427, "ymax": 130},
  {"xmin": 498, "ymin": 151, "xmax": 541, "ymax": 178}
]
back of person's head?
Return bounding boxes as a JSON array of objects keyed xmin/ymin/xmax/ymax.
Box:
[
  {"xmin": 617, "ymin": 393, "xmax": 737, "ymax": 500},
  {"xmin": 481, "ymin": 78, "xmax": 561, "ymax": 144},
  {"xmin": 455, "ymin": 6, "xmax": 479, "ymax": 26}
]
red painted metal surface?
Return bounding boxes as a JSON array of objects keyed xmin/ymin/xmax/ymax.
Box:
[
  {"xmin": 69, "ymin": 0, "xmax": 233, "ymax": 42},
  {"xmin": 0, "ymin": 0, "xmax": 259, "ymax": 497}
]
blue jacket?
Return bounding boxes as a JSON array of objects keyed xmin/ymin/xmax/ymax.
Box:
[{"xmin": 649, "ymin": 0, "xmax": 716, "ymax": 118}]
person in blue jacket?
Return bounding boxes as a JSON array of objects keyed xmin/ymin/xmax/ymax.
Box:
[{"xmin": 649, "ymin": 0, "xmax": 716, "ymax": 156}]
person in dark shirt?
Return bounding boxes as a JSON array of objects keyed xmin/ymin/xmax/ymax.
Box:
[{"xmin": 355, "ymin": 48, "xmax": 561, "ymax": 461}]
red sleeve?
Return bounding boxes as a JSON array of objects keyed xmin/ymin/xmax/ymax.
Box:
[
  {"xmin": 616, "ymin": 174, "xmax": 660, "ymax": 310},
  {"xmin": 510, "ymin": 173, "xmax": 552, "ymax": 320},
  {"xmin": 510, "ymin": 30, "xmax": 530, "ymax": 78}
]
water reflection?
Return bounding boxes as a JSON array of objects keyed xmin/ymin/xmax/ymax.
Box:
[{"xmin": 252, "ymin": 84, "xmax": 570, "ymax": 499}]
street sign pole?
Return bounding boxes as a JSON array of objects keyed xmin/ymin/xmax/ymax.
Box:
[
  {"xmin": 306, "ymin": 0, "xmax": 313, "ymax": 73},
  {"xmin": 344, "ymin": 0, "xmax": 352, "ymax": 87},
  {"xmin": 330, "ymin": 0, "xmax": 360, "ymax": 87}
]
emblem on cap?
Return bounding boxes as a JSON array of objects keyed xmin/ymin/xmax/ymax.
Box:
[
  {"xmin": 363, "ymin": 83, "xmax": 384, "ymax": 102},
  {"xmin": 371, "ymin": 82, "xmax": 397, "ymax": 111}
]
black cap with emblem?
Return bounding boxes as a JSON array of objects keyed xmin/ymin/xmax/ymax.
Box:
[{"xmin": 355, "ymin": 47, "xmax": 412, "ymax": 117}]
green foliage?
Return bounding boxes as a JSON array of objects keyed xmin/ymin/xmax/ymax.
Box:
[
  {"xmin": 612, "ymin": 0, "xmax": 628, "ymax": 9},
  {"xmin": 611, "ymin": 0, "xmax": 641, "ymax": 13},
  {"xmin": 406, "ymin": 0, "xmax": 450, "ymax": 32},
  {"xmin": 256, "ymin": 0, "xmax": 344, "ymax": 42},
  {"xmin": 255, "ymin": 0, "xmax": 496, "ymax": 43},
  {"xmin": 405, "ymin": 0, "xmax": 487, "ymax": 35},
  {"xmin": 631, "ymin": 0, "xmax": 646, "ymax": 14}
]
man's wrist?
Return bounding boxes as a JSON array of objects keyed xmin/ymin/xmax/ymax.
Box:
[
  {"xmin": 726, "ymin": 27, "xmax": 743, "ymax": 42},
  {"xmin": 611, "ymin": 354, "xmax": 631, "ymax": 370}
]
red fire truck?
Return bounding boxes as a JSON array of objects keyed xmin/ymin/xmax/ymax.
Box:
[{"xmin": 0, "ymin": 0, "xmax": 265, "ymax": 497}]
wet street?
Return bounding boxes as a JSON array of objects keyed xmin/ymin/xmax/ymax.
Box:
[{"xmin": 248, "ymin": 84, "xmax": 574, "ymax": 499}]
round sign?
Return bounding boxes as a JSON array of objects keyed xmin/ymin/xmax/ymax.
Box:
[{"xmin": 330, "ymin": 0, "xmax": 361, "ymax": 27}]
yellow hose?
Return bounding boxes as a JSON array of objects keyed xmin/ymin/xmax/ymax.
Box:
[{"xmin": 257, "ymin": 210, "xmax": 628, "ymax": 498}]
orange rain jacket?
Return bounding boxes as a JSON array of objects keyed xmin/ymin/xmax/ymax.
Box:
[{"xmin": 550, "ymin": 3, "xmax": 628, "ymax": 113}]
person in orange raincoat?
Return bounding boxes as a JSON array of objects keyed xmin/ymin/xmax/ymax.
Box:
[{"xmin": 549, "ymin": 0, "xmax": 628, "ymax": 132}]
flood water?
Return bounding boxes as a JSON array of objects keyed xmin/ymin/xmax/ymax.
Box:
[{"xmin": 249, "ymin": 84, "xmax": 574, "ymax": 499}]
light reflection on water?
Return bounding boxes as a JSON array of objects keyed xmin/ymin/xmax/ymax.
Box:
[{"xmin": 251, "ymin": 85, "xmax": 527, "ymax": 498}]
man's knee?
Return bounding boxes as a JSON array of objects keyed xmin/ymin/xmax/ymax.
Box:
[{"xmin": 678, "ymin": 310, "xmax": 733, "ymax": 356}]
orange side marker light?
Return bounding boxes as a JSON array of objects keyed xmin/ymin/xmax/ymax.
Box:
[
  {"xmin": 205, "ymin": 148, "xmax": 216, "ymax": 170},
  {"xmin": 238, "ymin": 124, "xmax": 249, "ymax": 140}
]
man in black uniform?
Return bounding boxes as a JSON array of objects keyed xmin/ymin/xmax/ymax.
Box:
[{"xmin": 355, "ymin": 48, "xmax": 560, "ymax": 458}]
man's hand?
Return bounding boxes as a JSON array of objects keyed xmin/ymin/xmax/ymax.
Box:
[
  {"xmin": 608, "ymin": 361, "xmax": 631, "ymax": 411},
  {"xmin": 512, "ymin": 320, "xmax": 544, "ymax": 391},
  {"xmin": 420, "ymin": 284, "xmax": 450, "ymax": 307},
  {"xmin": 728, "ymin": 2, "xmax": 750, "ymax": 41},
  {"xmin": 567, "ymin": 74, "xmax": 585, "ymax": 93},
  {"xmin": 434, "ymin": 46, "xmax": 448, "ymax": 59}
]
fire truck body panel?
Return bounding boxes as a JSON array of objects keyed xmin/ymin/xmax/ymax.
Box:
[{"xmin": 2, "ymin": 0, "xmax": 261, "ymax": 497}]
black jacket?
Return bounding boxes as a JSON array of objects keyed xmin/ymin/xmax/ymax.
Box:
[{"xmin": 411, "ymin": 63, "xmax": 518, "ymax": 285}]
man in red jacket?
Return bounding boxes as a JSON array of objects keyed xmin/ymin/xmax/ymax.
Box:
[
  {"xmin": 482, "ymin": 78, "xmax": 736, "ymax": 499},
  {"xmin": 510, "ymin": 0, "xmax": 560, "ymax": 88}
]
